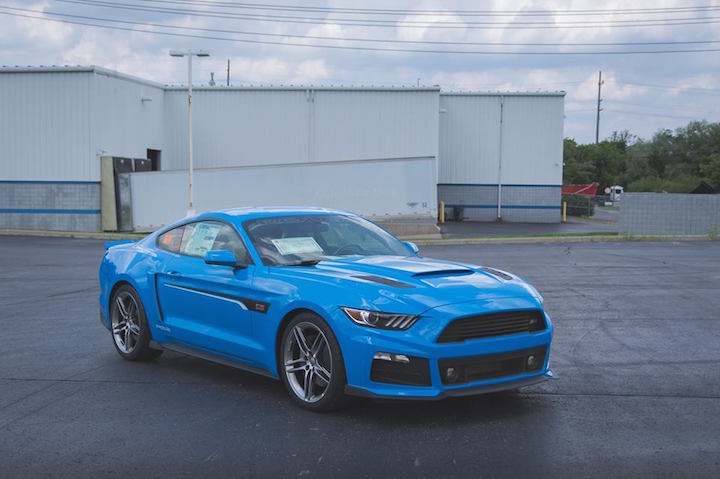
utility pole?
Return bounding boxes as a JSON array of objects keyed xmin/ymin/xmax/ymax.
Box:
[
  {"xmin": 595, "ymin": 70, "xmax": 603, "ymax": 144},
  {"xmin": 226, "ymin": 59, "xmax": 230, "ymax": 86}
]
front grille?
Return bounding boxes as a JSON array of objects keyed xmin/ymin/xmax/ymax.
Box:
[
  {"xmin": 370, "ymin": 356, "xmax": 431, "ymax": 386},
  {"xmin": 438, "ymin": 346, "xmax": 547, "ymax": 385},
  {"xmin": 437, "ymin": 310, "xmax": 545, "ymax": 343}
]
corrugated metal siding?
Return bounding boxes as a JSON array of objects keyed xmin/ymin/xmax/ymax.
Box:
[
  {"xmin": 90, "ymin": 73, "xmax": 165, "ymax": 180},
  {"xmin": 0, "ymin": 72, "xmax": 92, "ymax": 181},
  {"xmin": 439, "ymin": 93, "xmax": 564, "ymax": 186},
  {"xmin": 439, "ymin": 95, "xmax": 501, "ymax": 184},
  {"xmin": 162, "ymin": 89, "xmax": 439, "ymax": 170},
  {"xmin": 501, "ymin": 95, "xmax": 564, "ymax": 185},
  {"xmin": 312, "ymin": 90, "xmax": 438, "ymax": 163},
  {"xmin": 163, "ymin": 89, "xmax": 309, "ymax": 170}
]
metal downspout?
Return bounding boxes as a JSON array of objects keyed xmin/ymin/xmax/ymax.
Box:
[{"xmin": 497, "ymin": 95, "xmax": 504, "ymax": 220}]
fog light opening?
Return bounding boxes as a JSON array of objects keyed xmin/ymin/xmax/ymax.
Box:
[
  {"xmin": 526, "ymin": 354, "xmax": 539, "ymax": 370},
  {"xmin": 445, "ymin": 367, "xmax": 458, "ymax": 383}
]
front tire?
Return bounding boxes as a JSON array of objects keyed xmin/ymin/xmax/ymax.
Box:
[
  {"xmin": 110, "ymin": 284, "xmax": 163, "ymax": 362},
  {"xmin": 279, "ymin": 312, "xmax": 347, "ymax": 412}
]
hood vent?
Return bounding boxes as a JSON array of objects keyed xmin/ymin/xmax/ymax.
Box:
[
  {"xmin": 353, "ymin": 275, "xmax": 414, "ymax": 289},
  {"xmin": 480, "ymin": 267, "xmax": 513, "ymax": 281},
  {"xmin": 412, "ymin": 268, "xmax": 473, "ymax": 278}
]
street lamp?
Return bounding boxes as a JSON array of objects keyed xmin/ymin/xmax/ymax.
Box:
[{"xmin": 169, "ymin": 49, "xmax": 210, "ymax": 216}]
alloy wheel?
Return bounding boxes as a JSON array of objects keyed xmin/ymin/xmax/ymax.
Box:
[
  {"xmin": 112, "ymin": 291, "xmax": 142, "ymax": 354},
  {"xmin": 283, "ymin": 322, "xmax": 333, "ymax": 403}
]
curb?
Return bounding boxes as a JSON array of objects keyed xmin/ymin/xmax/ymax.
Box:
[
  {"xmin": 2, "ymin": 229, "xmax": 714, "ymax": 245},
  {"xmin": 411, "ymin": 234, "xmax": 714, "ymax": 246},
  {"xmin": 0, "ymin": 229, "xmax": 146, "ymax": 240}
]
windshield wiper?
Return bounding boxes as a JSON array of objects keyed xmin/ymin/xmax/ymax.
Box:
[{"xmin": 285, "ymin": 259, "xmax": 322, "ymax": 266}]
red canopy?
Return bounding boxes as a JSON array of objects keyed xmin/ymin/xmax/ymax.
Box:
[{"xmin": 562, "ymin": 183, "xmax": 599, "ymax": 197}]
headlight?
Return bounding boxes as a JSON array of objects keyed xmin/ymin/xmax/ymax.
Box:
[{"xmin": 342, "ymin": 307, "xmax": 419, "ymax": 330}]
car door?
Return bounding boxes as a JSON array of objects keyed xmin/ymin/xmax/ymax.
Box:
[{"xmin": 156, "ymin": 220, "xmax": 264, "ymax": 364}]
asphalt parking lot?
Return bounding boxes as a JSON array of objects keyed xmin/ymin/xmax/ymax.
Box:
[{"xmin": 1, "ymin": 236, "xmax": 719, "ymax": 478}]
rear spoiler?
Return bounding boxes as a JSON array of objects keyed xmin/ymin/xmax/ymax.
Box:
[{"xmin": 104, "ymin": 240, "xmax": 137, "ymax": 251}]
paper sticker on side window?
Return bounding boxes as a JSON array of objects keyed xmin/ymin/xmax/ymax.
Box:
[
  {"xmin": 185, "ymin": 223, "xmax": 222, "ymax": 257},
  {"xmin": 270, "ymin": 237, "xmax": 324, "ymax": 256}
]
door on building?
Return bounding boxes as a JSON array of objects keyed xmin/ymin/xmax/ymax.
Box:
[{"xmin": 147, "ymin": 149, "xmax": 161, "ymax": 171}]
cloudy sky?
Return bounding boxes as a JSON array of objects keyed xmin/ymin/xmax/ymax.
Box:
[{"xmin": 1, "ymin": 0, "xmax": 719, "ymax": 143}]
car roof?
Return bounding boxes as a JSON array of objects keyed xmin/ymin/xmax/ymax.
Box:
[
  {"xmin": 190, "ymin": 207, "xmax": 355, "ymax": 226},
  {"xmin": 148, "ymin": 207, "xmax": 356, "ymax": 240},
  {"xmin": 218, "ymin": 206, "xmax": 352, "ymax": 220}
]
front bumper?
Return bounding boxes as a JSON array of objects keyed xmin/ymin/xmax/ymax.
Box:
[
  {"xmin": 333, "ymin": 302, "xmax": 554, "ymax": 399},
  {"xmin": 345, "ymin": 370, "xmax": 553, "ymax": 400}
]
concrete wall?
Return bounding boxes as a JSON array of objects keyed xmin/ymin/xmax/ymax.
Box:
[
  {"xmin": 0, "ymin": 181, "xmax": 100, "ymax": 231},
  {"xmin": 619, "ymin": 193, "xmax": 720, "ymax": 235},
  {"xmin": 128, "ymin": 157, "xmax": 437, "ymax": 231}
]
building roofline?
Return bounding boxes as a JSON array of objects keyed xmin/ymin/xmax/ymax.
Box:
[
  {"xmin": 164, "ymin": 85, "xmax": 441, "ymax": 92},
  {"xmin": 0, "ymin": 65, "xmax": 564, "ymax": 96},
  {"xmin": 440, "ymin": 91, "xmax": 566, "ymax": 97},
  {"xmin": 0, "ymin": 65, "xmax": 166, "ymax": 89}
]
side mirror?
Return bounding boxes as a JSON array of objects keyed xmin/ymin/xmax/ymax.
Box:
[
  {"xmin": 204, "ymin": 250, "xmax": 245, "ymax": 269},
  {"xmin": 403, "ymin": 241, "xmax": 419, "ymax": 255}
]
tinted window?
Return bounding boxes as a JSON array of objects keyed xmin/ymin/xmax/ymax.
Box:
[
  {"xmin": 157, "ymin": 226, "xmax": 184, "ymax": 253},
  {"xmin": 179, "ymin": 221, "xmax": 249, "ymax": 262},
  {"xmin": 243, "ymin": 215, "xmax": 410, "ymax": 266}
]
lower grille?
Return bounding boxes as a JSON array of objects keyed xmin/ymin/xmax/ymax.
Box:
[
  {"xmin": 370, "ymin": 355, "xmax": 431, "ymax": 386},
  {"xmin": 437, "ymin": 310, "xmax": 546, "ymax": 343},
  {"xmin": 438, "ymin": 347, "xmax": 547, "ymax": 385}
]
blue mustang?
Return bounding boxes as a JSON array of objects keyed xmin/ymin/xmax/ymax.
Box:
[{"xmin": 99, "ymin": 207, "xmax": 553, "ymax": 411}]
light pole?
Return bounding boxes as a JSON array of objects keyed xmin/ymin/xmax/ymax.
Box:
[{"xmin": 169, "ymin": 49, "xmax": 210, "ymax": 216}]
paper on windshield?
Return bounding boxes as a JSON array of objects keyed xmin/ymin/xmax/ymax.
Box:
[{"xmin": 271, "ymin": 237, "xmax": 323, "ymax": 256}]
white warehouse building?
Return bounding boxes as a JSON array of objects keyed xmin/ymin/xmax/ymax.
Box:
[
  {"xmin": 0, "ymin": 65, "xmax": 564, "ymax": 233},
  {"xmin": 438, "ymin": 92, "xmax": 565, "ymax": 222}
]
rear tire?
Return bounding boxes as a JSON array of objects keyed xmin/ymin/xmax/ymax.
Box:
[
  {"xmin": 279, "ymin": 312, "xmax": 347, "ymax": 412},
  {"xmin": 110, "ymin": 284, "xmax": 163, "ymax": 362}
]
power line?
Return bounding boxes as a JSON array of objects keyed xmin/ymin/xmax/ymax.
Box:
[
  {"xmin": 7, "ymin": 6, "xmax": 720, "ymax": 49},
  {"xmin": 53, "ymin": 0, "xmax": 720, "ymax": 30},
  {"xmin": 614, "ymin": 80, "xmax": 720, "ymax": 93},
  {"xmin": 604, "ymin": 109, "xmax": 710, "ymax": 120},
  {"xmin": 133, "ymin": 0, "xmax": 720, "ymax": 17},
  {"xmin": 5, "ymin": 9, "xmax": 720, "ymax": 55}
]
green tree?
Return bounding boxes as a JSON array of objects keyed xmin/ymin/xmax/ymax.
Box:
[
  {"xmin": 700, "ymin": 153, "xmax": 720, "ymax": 190},
  {"xmin": 562, "ymin": 138, "xmax": 595, "ymax": 184}
]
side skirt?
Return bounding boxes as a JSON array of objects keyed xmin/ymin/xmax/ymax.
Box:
[{"xmin": 150, "ymin": 341, "xmax": 279, "ymax": 380}]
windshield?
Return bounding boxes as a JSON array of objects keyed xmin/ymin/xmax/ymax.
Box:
[{"xmin": 243, "ymin": 214, "xmax": 411, "ymax": 266}]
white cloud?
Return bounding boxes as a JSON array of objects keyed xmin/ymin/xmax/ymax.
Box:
[{"xmin": 1, "ymin": 0, "xmax": 718, "ymax": 142}]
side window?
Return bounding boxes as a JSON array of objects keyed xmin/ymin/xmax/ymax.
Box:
[
  {"xmin": 210, "ymin": 224, "xmax": 250, "ymax": 264},
  {"xmin": 179, "ymin": 221, "xmax": 250, "ymax": 263},
  {"xmin": 157, "ymin": 226, "xmax": 184, "ymax": 253}
]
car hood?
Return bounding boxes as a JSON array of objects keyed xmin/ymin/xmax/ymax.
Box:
[{"xmin": 269, "ymin": 255, "xmax": 542, "ymax": 314}]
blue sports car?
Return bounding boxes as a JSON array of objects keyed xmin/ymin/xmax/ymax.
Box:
[{"xmin": 99, "ymin": 207, "xmax": 553, "ymax": 411}]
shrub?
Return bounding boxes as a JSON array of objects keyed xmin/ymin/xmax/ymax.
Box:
[
  {"xmin": 627, "ymin": 174, "xmax": 701, "ymax": 193},
  {"xmin": 562, "ymin": 194, "xmax": 595, "ymax": 217}
]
